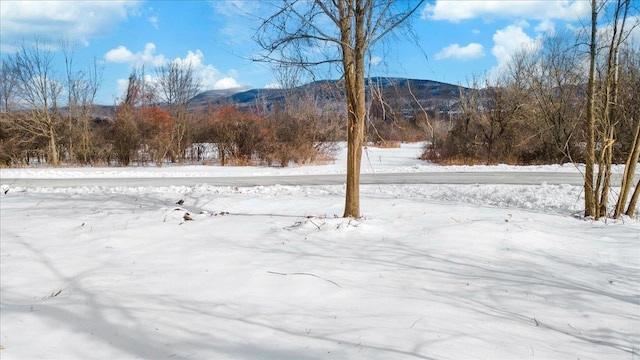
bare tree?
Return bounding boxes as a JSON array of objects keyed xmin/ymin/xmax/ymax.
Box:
[
  {"xmin": 584, "ymin": 0, "xmax": 638, "ymax": 219},
  {"xmin": 0, "ymin": 57, "xmax": 20, "ymax": 166},
  {"xmin": 156, "ymin": 61, "xmax": 201, "ymax": 108},
  {"xmin": 584, "ymin": 0, "xmax": 600, "ymax": 218},
  {"xmin": 613, "ymin": 44, "xmax": 640, "ymax": 217},
  {"xmin": 271, "ymin": 63, "xmax": 306, "ymax": 100},
  {"xmin": 155, "ymin": 61, "xmax": 202, "ymax": 163},
  {"xmin": 0, "ymin": 57, "xmax": 18, "ymax": 113},
  {"xmin": 524, "ymin": 33, "xmax": 584, "ymax": 163},
  {"xmin": 123, "ymin": 67, "xmax": 156, "ymax": 108},
  {"xmin": 8, "ymin": 40, "xmax": 64, "ymax": 166},
  {"xmin": 62, "ymin": 41, "xmax": 102, "ymax": 164},
  {"xmin": 109, "ymin": 68, "xmax": 154, "ymax": 166},
  {"xmin": 255, "ymin": 0, "xmax": 424, "ymax": 218}
]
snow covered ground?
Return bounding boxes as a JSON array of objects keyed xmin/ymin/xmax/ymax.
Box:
[
  {"xmin": 1, "ymin": 143, "xmax": 638, "ymax": 359},
  {"xmin": 0, "ymin": 143, "xmax": 628, "ymax": 179}
]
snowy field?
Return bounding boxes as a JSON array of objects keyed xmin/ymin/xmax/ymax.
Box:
[
  {"xmin": 0, "ymin": 142, "xmax": 628, "ymax": 179},
  {"xmin": 1, "ymin": 143, "xmax": 638, "ymax": 359}
]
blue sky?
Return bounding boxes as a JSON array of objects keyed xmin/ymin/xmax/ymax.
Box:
[{"xmin": 1, "ymin": 1, "xmax": 637, "ymax": 105}]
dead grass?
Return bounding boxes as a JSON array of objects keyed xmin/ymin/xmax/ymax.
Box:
[
  {"xmin": 367, "ymin": 141, "xmax": 401, "ymax": 149},
  {"xmin": 227, "ymin": 157, "xmax": 258, "ymax": 166},
  {"xmin": 312, "ymin": 154, "xmax": 337, "ymax": 165},
  {"xmin": 427, "ymin": 155, "xmax": 540, "ymax": 166}
]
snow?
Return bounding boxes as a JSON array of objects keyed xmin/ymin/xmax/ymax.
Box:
[
  {"xmin": 0, "ymin": 143, "xmax": 627, "ymax": 179},
  {"xmin": 1, "ymin": 143, "xmax": 639, "ymax": 359}
]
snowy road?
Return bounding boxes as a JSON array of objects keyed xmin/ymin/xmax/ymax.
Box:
[{"xmin": 2, "ymin": 171, "xmax": 628, "ymax": 188}]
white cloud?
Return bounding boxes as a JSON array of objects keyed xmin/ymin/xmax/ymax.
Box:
[
  {"xmin": 148, "ymin": 15, "xmax": 159, "ymax": 30},
  {"xmin": 110, "ymin": 46, "xmax": 243, "ymax": 96},
  {"xmin": 104, "ymin": 46, "xmax": 135, "ymax": 63},
  {"xmin": 492, "ymin": 25, "xmax": 539, "ymax": 65},
  {"xmin": 165, "ymin": 49, "xmax": 243, "ymax": 90},
  {"xmin": 422, "ymin": 0, "xmax": 589, "ymax": 23},
  {"xmin": 0, "ymin": 1, "xmax": 143, "ymax": 52},
  {"xmin": 598, "ymin": 15, "xmax": 640, "ymax": 49},
  {"xmin": 435, "ymin": 43, "xmax": 484, "ymax": 60},
  {"xmin": 173, "ymin": 50, "xmax": 206, "ymax": 68},
  {"xmin": 535, "ymin": 19, "xmax": 556, "ymax": 35},
  {"xmin": 264, "ymin": 82, "xmax": 282, "ymax": 89},
  {"xmin": 490, "ymin": 24, "xmax": 541, "ymax": 77},
  {"xmin": 370, "ymin": 56, "xmax": 383, "ymax": 66},
  {"xmin": 214, "ymin": 77, "xmax": 241, "ymax": 89},
  {"xmin": 115, "ymin": 78, "xmax": 130, "ymax": 101},
  {"xmin": 170, "ymin": 49, "xmax": 237, "ymax": 90},
  {"xmin": 104, "ymin": 43, "xmax": 166, "ymax": 67}
]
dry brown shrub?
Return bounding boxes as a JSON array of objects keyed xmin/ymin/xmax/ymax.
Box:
[
  {"xmin": 312, "ymin": 154, "xmax": 336, "ymax": 165},
  {"xmin": 227, "ymin": 156, "xmax": 256, "ymax": 166},
  {"xmin": 368, "ymin": 141, "xmax": 401, "ymax": 148},
  {"xmin": 433, "ymin": 157, "xmax": 480, "ymax": 165}
]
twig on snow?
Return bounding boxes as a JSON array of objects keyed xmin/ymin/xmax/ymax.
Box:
[
  {"xmin": 410, "ymin": 318, "xmax": 423, "ymax": 328},
  {"xmin": 267, "ymin": 271, "xmax": 341, "ymax": 288}
]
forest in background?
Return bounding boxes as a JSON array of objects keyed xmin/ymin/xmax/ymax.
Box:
[{"xmin": 1, "ymin": 28, "xmax": 637, "ymax": 169}]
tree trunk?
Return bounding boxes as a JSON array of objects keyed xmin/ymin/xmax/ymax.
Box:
[
  {"xmin": 342, "ymin": 0, "xmax": 367, "ymax": 218},
  {"xmin": 218, "ymin": 144, "xmax": 226, "ymax": 166},
  {"xmin": 584, "ymin": 0, "xmax": 597, "ymax": 218},
  {"xmin": 343, "ymin": 107, "xmax": 364, "ymax": 218},
  {"xmin": 615, "ymin": 120, "xmax": 640, "ymax": 217},
  {"xmin": 598, "ymin": 137, "xmax": 613, "ymax": 217},
  {"xmin": 595, "ymin": 0, "xmax": 629, "ymax": 219},
  {"xmin": 625, "ymin": 179, "xmax": 640, "ymax": 217},
  {"xmin": 81, "ymin": 114, "xmax": 90, "ymax": 163},
  {"xmin": 255, "ymin": 0, "xmax": 424, "ymax": 218},
  {"xmin": 48, "ymin": 125, "xmax": 59, "ymax": 167}
]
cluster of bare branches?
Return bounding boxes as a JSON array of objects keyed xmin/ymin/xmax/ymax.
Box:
[
  {"xmin": 423, "ymin": 0, "xmax": 638, "ymax": 218},
  {"xmin": 366, "ymin": 78, "xmax": 437, "ymax": 145},
  {"xmin": 109, "ymin": 66, "xmax": 342, "ymax": 167},
  {"xmin": 0, "ymin": 45, "xmax": 342, "ymax": 168},
  {"xmin": 1, "ymin": 40, "xmax": 108, "ymax": 166},
  {"xmin": 1, "ymin": 41, "xmax": 64, "ymax": 166},
  {"xmin": 255, "ymin": 0, "xmax": 425, "ymax": 217},
  {"xmin": 584, "ymin": 0, "xmax": 639, "ymax": 219},
  {"xmin": 191, "ymin": 101, "xmax": 341, "ymax": 167},
  {"xmin": 423, "ymin": 75, "xmax": 532, "ymax": 165}
]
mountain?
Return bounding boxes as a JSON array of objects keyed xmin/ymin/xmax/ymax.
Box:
[
  {"xmin": 86, "ymin": 78, "xmax": 466, "ymax": 117},
  {"xmin": 188, "ymin": 86, "xmax": 252, "ymax": 105},
  {"xmin": 187, "ymin": 77, "xmax": 466, "ymax": 114}
]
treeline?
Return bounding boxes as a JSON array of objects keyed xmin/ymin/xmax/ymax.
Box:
[
  {"xmin": 0, "ymin": 44, "xmax": 344, "ymax": 167},
  {"xmin": 1, "ymin": 26, "xmax": 638, "ymax": 170},
  {"xmin": 422, "ymin": 32, "xmax": 640, "ymax": 166},
  {"xmin": 0, "ymin": 40, "xmax": 437, "ymax": 168}
]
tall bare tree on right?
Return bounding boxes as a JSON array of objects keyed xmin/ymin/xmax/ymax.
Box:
[
  {"xmin": 255, "ymin": 0, "xmax": 424, "ymax": 218},
  {"xmin": 584, "ymin": 0, "xmax": 639, "ymax": 219}
]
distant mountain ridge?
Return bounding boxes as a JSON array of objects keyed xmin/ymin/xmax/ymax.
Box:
[
  {"xmin": 188, "ymin": 77, "xmax": 466, "ymax": 113},
  {"xmin": 83, "ymin": 78, "xmax": 466, "ymax": 117}
]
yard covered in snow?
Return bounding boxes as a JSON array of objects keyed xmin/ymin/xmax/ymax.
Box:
[{"xmin": 1, "ymin": 143, "xmax": 638, "ymax": 359}]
